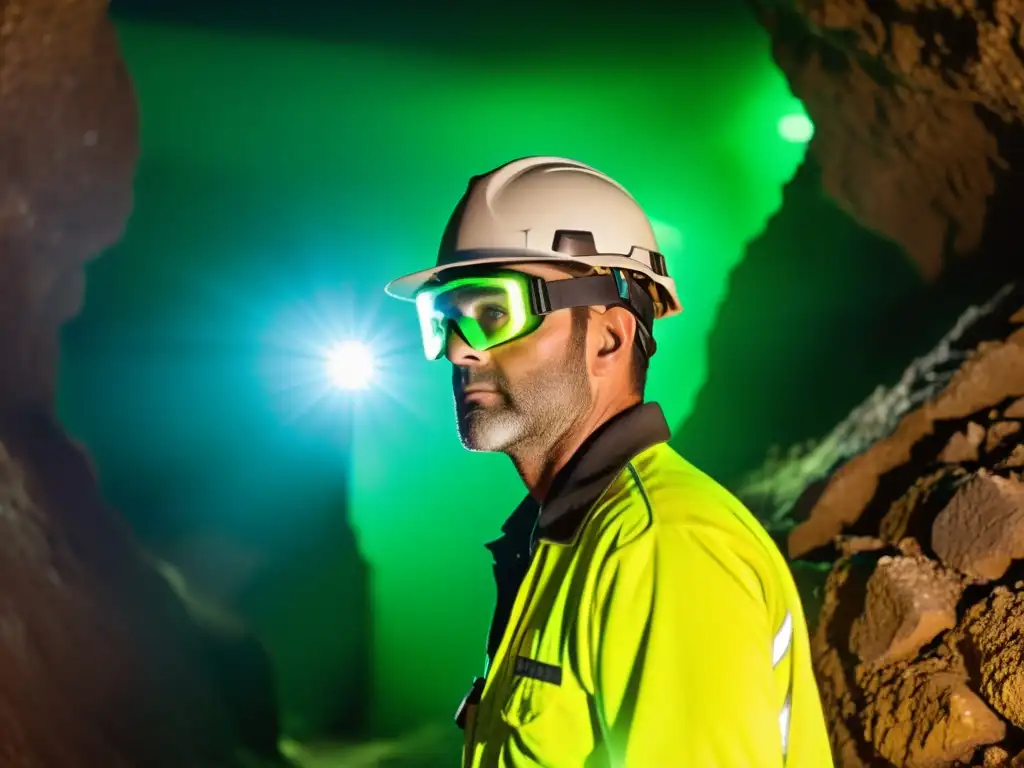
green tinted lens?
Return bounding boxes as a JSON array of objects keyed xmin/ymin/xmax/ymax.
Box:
[{"xmin": 414, "ymin": 275, "xmax": 537, "ymax": 360}]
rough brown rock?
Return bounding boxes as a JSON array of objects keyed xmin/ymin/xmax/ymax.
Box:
[
  {"xmin": 941, "ymin": 422, "xmax": 987, "ymax": 463},
  {"xmin": 813, "ymin": 551, "xmax": 1003, "ymax": 766},
  {"xmin": 0, "ymin": 0, "xmax": 138, "ymax": 409},
  {"xmin": 1006, "ymin": 399, "xmax": 1024, "ymax": 419},
  {"xmin": 811, "ymin": 555, "xmax": 873, "ymax": 765},
  {"xmin": 836, "ymin": 535, "xmax": 886, "ymax": 557},
  {"xmin": 748, "ymin": 0, "xmax": 1024, "ymax": 279},
  {"xmin": 850, "ymin": 554, "xmax": 962, "ymax": 667},
  {"xmin": 989, "ymin": 422, "xmax": 1024, "ymax": 454},
  {"xmin": 790, "ymin": 323, "xmax": 1024, "ymax": 558},
  {"xmin": 954, "ymin": 586, "xmax": 1024, "ymax": 731},
  {"xmin": 748, "ymin": 284, "xmax": 1024, "ymax": 764},
  {"xmin": 879, "ymin": 465, "xmax": 968, "ymax": 545},
  {"xmin": 982, "ymin": 745, "xmax": 1024, "ymax": 768},
  {"xmin": 1001, "ymin": 445, "xmax": 1024, "ymax": 471},
  {"xmin": 0, "ymin": 1, "xmax": 285, "ymax": 765},
  {"xmin": 932, "ymin": 472, "xmax": 1024, "ymax": 581},
  {"xmin": 863, "ymin": 661, "xmax": 1005, "ymax": 768}
]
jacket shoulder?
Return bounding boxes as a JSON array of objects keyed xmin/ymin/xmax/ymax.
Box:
[{"xmin": 586, "ymin": 443, "xmax": 780, "ymax": 569}]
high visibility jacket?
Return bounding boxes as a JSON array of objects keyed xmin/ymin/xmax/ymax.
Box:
[{"xmin": 456, "ymin": 403, "xmax": 834, "ymax": 768}]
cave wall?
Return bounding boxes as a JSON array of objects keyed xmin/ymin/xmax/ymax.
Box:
[
  {"xmin": 709, "ymin": 1, "xmax": 1024, "ymax": 763},
  {"xmin": 677, "ymin": 0, "xmax": 1024, "ymax": 489},
  {"xmin": 672, "ymin": 157, "xmax": 922, "ymax": 486},
  {"xmin": 752, "ymin": 266, "xmax": 1024, "ymax": 768},
  {"xmin": 0, "ymin": 1, "xmax": 287, "ymax": 764},
  {"xmin": 752, "ymin": 0, "xmax": 1024, "ymax": 278}
]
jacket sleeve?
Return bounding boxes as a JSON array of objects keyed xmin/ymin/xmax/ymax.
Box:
[{"xmin": 587, "ymin": 517, "xmax": 785, "ymax": 768}]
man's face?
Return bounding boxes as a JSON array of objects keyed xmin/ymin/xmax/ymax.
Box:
[{"xmin": 446, "ymin": 263, "xmax": 593, "ymax": 454}]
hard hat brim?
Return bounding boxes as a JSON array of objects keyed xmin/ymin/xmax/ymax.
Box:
[{"xmin": 384, "ymin": 248, "xmax": 682, "ymax": 317}]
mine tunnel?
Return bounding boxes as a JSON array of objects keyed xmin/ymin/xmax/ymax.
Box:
[{"xmin": 1, "ymin": 0, "xmax": 1023, "ymax": 765}]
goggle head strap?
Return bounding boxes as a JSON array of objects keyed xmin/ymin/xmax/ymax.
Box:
[{"xmin": 533, "ymin": 272, "xmax": 658, "ymax": 358}]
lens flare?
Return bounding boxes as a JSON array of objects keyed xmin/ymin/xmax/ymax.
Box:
[{"xmin": 325, "ymin": 340, "xmax": 375, "ymax": 390}]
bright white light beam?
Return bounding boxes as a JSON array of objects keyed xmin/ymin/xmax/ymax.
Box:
[{"xmin": 325, "ymin": 340, "xmax": 376, "ymax": 390}]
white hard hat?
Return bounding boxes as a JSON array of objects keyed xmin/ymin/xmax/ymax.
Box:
[{"xmin": 384, "ymin": 156, "xmax": 682, "ymax": 318}]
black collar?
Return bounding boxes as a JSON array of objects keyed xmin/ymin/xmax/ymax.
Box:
[
  {"xmin": 481, "ymin": 399, "xmax": 667, "ymax": 557},
  {"xmin": 485, "ymin": 402, "xmax": 672, "ymax": 552},
  {"xmin": 534, "ymin": 402, "xmax": 671, "ymax": 545}
]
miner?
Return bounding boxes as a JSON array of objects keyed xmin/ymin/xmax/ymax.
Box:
[{"xmin": 384, "ymin": 156, "xmax": 834, "ymax": 766}]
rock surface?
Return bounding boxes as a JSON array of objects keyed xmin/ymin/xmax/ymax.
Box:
[
  {"xmin": 932, "ymin": 472, "xmax": 1024, "ymax": 582},
  {"xmin": 748, "ymin": 0, "xmax": 1024, "ymax": 279},
  {"xmin": 849, "ymin": 553, "xmax": 962, "ymax": 668},
  {"xmin": 955, "ymin": 587, "xmax": 1024, "ymax": 733},
  {"xmin": 675, "ymin": 0, "xmax": 1024, "ymax": 491},
  {"xmin": 738, "ymin": 282, "xmax": 1024, "ymax": 539},
  {"xmin": 715, "ymin": 0, "xmax": 1024, "ymax": 764},
  {"xmin": 789, "ymin": 311, "xmax": 1024, "ymax": 559},
  {"xmin": 750, "ymin": 284, "xmax": 1024, "ymax": 765},
  {"xmin": 0, "ymin": 1, "xmax": 285, "ymax": 765}
]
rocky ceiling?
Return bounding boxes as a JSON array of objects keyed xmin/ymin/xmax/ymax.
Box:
[{"xmin": 753, "ymin": 0, "xmax": 1024, "ymax": 278}]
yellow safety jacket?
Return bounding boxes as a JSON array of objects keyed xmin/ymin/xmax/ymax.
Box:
[{"xmin": 455, "ymin": 403, "xmax": 833, "ymax": 767}]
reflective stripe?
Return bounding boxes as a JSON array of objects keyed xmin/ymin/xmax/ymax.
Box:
[
  {"xmin": 779, "ymin": 689, "xmax": 792, "ymax": 759},
  {"xmin": 773, "ymin": 611, "xmax": 793, "ymax": 668},
  {"xmin": 774, "ymin": 612, "xmax": 794, "ymax": 763}
]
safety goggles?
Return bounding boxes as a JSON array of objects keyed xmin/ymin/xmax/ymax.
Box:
[{"xmin": 414, "ymin": 269, "xmax": 654, "ymax": 361}]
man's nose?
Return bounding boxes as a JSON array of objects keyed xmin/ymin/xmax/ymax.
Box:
[{"xmin": 445, "ymin": 322, "xmax": 486, "ymax": 367}]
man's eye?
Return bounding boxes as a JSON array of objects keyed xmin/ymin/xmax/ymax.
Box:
[
  {"xmin": 476, "ymin": 305, "xmax": 507, "ymax": 323},
  {"xmin": 477, "ymin": 306, "xmax": 508, "ymax": 332}
]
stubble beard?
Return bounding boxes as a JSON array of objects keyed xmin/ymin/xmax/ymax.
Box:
[{"xmin": 455, "ymin": 327, "xmax": 591, "ymax": 456}]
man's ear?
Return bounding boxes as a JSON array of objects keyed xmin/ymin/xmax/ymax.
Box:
[{"xmin": 592, "ymin": 306, "xmax": 637, "ymax": 377}]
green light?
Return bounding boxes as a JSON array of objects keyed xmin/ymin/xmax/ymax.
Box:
[
  {"xmin": 777, "ymin": 113, "xmax": 814, "ymax": 143},
  {"xmin": 326, "ymin": 341, "xmax": 375, "ymax": 390}
]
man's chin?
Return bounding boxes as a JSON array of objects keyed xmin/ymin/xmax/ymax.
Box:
[
  {"xmin": 458, "ymin": 430, "xmax": 508, "ymax": 454},
  {"xmin": 457, "ymin": 413, "xmax": 517, "ymax": 454},
  {"xmin": 460, "ymin": 440, "xmax": 501, "ymax": 454}
]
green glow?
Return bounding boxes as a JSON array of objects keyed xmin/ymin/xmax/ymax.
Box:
[
  {"xmin": 414, "ymin": 274, "xmax": 535, "ymax": 360},
  {"xmin": 778, "ymin": 113, "xmax": 815, "ymax": 143},
  {"xmin": 59, "ymin": 18, "xmax": 809, "ymax": 740}
]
